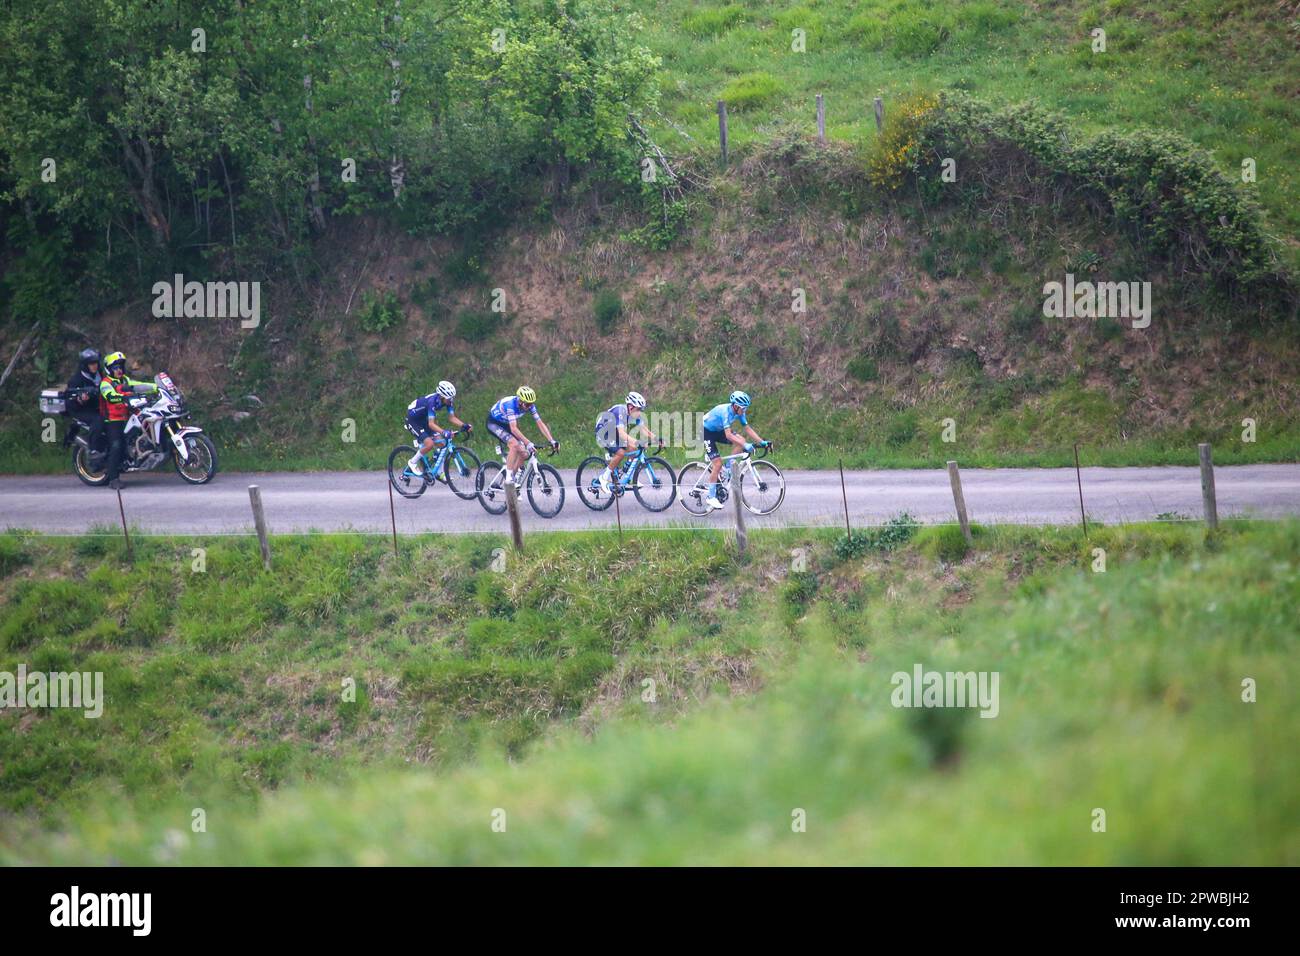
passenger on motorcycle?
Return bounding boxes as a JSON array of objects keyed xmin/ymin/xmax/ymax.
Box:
[
  {"xmin": 65, "ymin": 348, "xmax": 104, "ymax": 457},
  {"xmin": 99, "ymin": 351, "xmax": 159, "ymax": 489}
]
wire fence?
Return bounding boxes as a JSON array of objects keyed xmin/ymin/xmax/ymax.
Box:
[{"xmin": 4, "ymin": 443, "xmax": 1285, "ymax": 558}]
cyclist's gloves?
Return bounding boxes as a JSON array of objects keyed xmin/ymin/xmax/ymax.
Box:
[
  {"xmin": 463, "ymin": 423, "xmax": 473, "ymax": 433},
  {"xmin": 744, "ymin": 442, "xmax": 755, "ymax": 453},
  {"xmin": 760, "ymin": 439, "xmax": 772, "ymax": 448},
  {"xmin": 525, "ymin": 442, "xmax": 537, "ymax": 455},
  {"xmin": 549, "ymin": 440, "xmax": 560, "ymax": 453}
]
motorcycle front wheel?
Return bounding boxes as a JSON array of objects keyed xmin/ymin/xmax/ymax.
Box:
[{"xmin": 173, "ymin": 433, "xmax": 219, "ymax": 484}]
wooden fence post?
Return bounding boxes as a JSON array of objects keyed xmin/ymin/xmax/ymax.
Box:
[
  {"xmin": 816, "ymin": 93, "xmax": 826, "ymax": 144},
  {"xmin": 248, "ymin": 484, "xmax": 272, "ymax": 570},
  {"xmin": 717, "ymin": 100, "xmax": 729, "ymax": 167},
  {"xmin": 873, "ymin": 96, "xmax": 884, "ymax": 132},
  {"xmin": 946, "ymin": 461, "xmax": 972, "ymax": 546},
  {"xmin": 387, "ymin": 477, "xmax": 399, "ymax": 559},
  {"xmin": 1198, "ymin": 442, "xmax": 1218, "ymax": 530},
  {"xmin": 504, "ymin": 480, "xmax": 525, "ymax": 552}
]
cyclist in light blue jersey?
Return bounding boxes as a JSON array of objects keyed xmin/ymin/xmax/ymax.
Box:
[
  {"xmin": 700, "ymin": 390, "xmax": 769, "ymax": 511},
  {"xmin": 594, "ymin": 391, "xmax": 659, "ymax": 496},
  {"xmin": 486, "ymin": 385, "xmax": 558, "ymax": 485}
]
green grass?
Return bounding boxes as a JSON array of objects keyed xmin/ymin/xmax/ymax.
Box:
[
  {"xmin": 637, "ymin": 0, "xmax": 1300, "ymax": 253},
  {"xmin": 2, "ymin": 519, "xmax": 1295, "ymax": 864}
]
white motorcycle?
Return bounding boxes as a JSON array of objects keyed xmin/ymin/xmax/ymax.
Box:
[{"xmin": 43, "ymin": 372, "xmax": 218, "ymax": 486}]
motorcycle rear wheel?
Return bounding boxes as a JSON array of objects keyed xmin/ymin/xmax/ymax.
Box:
[{"xmin": 72, "ymin": 446, "xmax": 109, "ymax": 486}]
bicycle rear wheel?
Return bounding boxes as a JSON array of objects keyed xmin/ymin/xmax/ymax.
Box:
[
  {"xmin": 475, "ymin": 460, "xmax": 508, "ymax": 514},
  {"xmin": 576, "ymin": 456, "xmax": 615, "ymax": 511},
  {"xmin": 527, "ymin": 462, "xmax": 566, "ymax": 518},
  {"xmin": 443, "ymin": 447, "xmax": 481, "ymax": 500},
  {"xmin": 633, "ymin": 456, "xmax": 676, "ymax": 512},
  {"xmin": 676, "ymin": 461, "xmax": 713, "ymax": 516},
  {"xmin": 740, "ymin": 460, "xmax": 785, "ymax": 515},
  {"xmin": 388, "ymin": 445, "xmax": 428, "ymax": 499}
]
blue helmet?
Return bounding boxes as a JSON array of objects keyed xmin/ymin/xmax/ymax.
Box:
[{"xmin": 729, "ymin": 390, "xmax": 751, "ymax": 408}]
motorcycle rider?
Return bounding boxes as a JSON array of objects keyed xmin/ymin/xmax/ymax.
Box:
[
  {"xmin": 65, "ymin": 348, "xmax": 104, "ymax": 458},
  {"xmin": 98, "ymin": 351, "xmax": 158, "ymax": 489}
]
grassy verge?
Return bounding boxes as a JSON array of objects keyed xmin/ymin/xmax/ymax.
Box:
[{"xmin": 1, "ymin": 518, "xmax": 1295, "ymax": 864}]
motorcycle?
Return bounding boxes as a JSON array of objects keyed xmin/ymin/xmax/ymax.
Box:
[{"xmin": 40, "ymin": 372, "xmax": 219, "ymax": 486}]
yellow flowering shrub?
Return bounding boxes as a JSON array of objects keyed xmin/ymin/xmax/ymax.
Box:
[{"xmin": 865, "ymin": 92, "xmax": 939, "ymax": 189}]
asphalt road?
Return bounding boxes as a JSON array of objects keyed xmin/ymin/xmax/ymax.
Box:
[{"xmin": 1, "ymin": 463, "xmax": 1298, "ymax": 535}]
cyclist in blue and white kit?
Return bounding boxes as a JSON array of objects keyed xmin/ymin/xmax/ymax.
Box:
[
  {"xmin": 405, "ymin": 381, "xmax": 469, "ymax": 475},
  {"xmin": 594, "ymin": 390, "xmax": 660, "ymax": 496},
  {"xmin": 487, "ymin": 386, "xmax": 558, "ymax": 485},
  {"xmin": 700, "ymin": 390, "xmax": 769, "ymax": 511}
]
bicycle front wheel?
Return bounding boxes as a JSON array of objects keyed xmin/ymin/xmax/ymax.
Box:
[
  {"xmin": 527, "ymin": 462, "xmax": 566, "ymax": 518},
  {"xmin": 633, "ymin": 456, "xmax": 676, "ymax": 512},
  {"xmin": 475, "ymin": 460, "xmax": 508, "ymax": 514},
  {"xmin": 443, "ymin": 447, "xmax": 481, "ymax": 500},
  {"xmin": 388, "ymin": 445, "xmax": 428, "ymax": 499},
  {"xmin": 740, "ymin": 460, "xmax": 785, "ymax": 515},
  {"xmin": 576, "ymin": 456, "xmax": 615, "ymax": 511},
  {"xmin": 676, "ymin": 461, "xmax": 713, "ymax": 516}
]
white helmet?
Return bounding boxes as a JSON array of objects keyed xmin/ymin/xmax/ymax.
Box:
[
  {"xmin": 436, "ymin": 380, "xmax": 456, "ymax": 401},
  {"xmin": 626, "ymin": 390, "xmax": 647, "ymax": 409}
]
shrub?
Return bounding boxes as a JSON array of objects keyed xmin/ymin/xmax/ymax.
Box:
[
  {"xmin": 886, "ymin": 410, "xmax": 919, "ymax": 447},
  {"xmin": 888, "ymin": 11, "xmax": 951, "ymax": 57},
  {"xmin": 781, "ymin": 570, "xmax": 819, "ymax": 614},
  {"xmin": 911, "ymin": 93, "xmax": 1292, "ymax": 298},
  {"xmin": 834, "ymin": 513, "xmax": 919, "ymax": 561},
  {"xmin": 444, "ymin": 248, "xmax": 486, "ymax": 287},
  {"xmin": 917, "ymin": 523, "xmax": 972, "ymax": 563},
  {"xmin": 455, "ymin": 310, "xmax": 497, "ymax": 343},
  {"xmin": 866, "ymin": 92, "xmax": 940, "ymax": 190},
  {"xmin": 847, "ymin": 353, "xmax": 879, "ymax": 383},
  {"xmin": 358, "ymin": 291, "xmax": 402, "ymax": 333},
  {"xmin": 682, "ymin": 4, "xmax": 744, "ymax": 36},
  {"xmin": 593, "ymin": 290, "xmax": 623, "ymax": 334},
  {"xmin": 0, "ymin": 535, "xmax": 29, "ymax": 577},
  {"xmin": 720, "ymin": 72, "xmax": 781, "ymax": 111}
]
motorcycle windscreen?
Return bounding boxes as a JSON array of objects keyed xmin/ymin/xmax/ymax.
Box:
[{"xmin": 155, "ymin": 371, "xmax": 181, "ymax": 401}]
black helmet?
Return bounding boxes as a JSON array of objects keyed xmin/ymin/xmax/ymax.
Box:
[{"xmin": 78, "ymin": 348, "xmax": 101, "ymax": 370}]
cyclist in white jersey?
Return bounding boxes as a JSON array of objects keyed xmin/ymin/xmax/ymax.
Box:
[{"xmin": 486, "ymin": 385, "xmax": 558, "ymax": 485}]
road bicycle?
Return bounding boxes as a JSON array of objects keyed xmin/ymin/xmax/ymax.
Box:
[
  {"xmin": 476, "ymin": 442, "xmax": 565, "ymax": 518},
  {"xmin": 575, "ymin": 443, "xmax": 676, "ymax": 512},
  {"xmin": 387, "ymin": 425, "xmax": 480, "ymax": 500},
  {"xmin": 677, "ymin": 442, "xmax": 785, "ymax": 516}
]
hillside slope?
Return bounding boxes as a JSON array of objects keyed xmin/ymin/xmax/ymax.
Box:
[{"xmin": 3, "ymin": 520, "xmax": 1295, "ymax": 864}]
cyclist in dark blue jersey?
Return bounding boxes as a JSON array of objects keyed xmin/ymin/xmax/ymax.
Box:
[
  {"xmin": 404, "ymin": 380, "xmax": 468, "ymax": 475},
  {"xmin": 700, "ymin": 390, "xmax": 769, "ymax": 511},
  {"xmin": 486, "ymin": 386, "xmax": 558, "ymax": 485},
  {"xmin": 594, "ymin": 391, "xmax": 659, "ymax": 496}
]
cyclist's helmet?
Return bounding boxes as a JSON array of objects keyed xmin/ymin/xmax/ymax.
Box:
[
  {"xmin": 729, "ymin": 390, "xmax": 752, "ymax": 409},
  {"xmin": 516, "ymin": 385, "xmax": 536, "ymax": 405},
  {"xmin": 626, "ymin": 390, "xmax": 647, "ymax": 410},
  {"xmin": 104, "ymin": 351, "xmax": 127, "ymax": 376},
  {"xmin": 436, "ymin": 380, "xmax": 457, "ymax": 402},
  {"xmin": 78, "ymin": 348, "xmax": 101, "ymax": 371}
]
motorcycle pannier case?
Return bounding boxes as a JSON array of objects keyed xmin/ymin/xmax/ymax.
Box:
[{"xmin": 39, "ymin": 389, "xmax": 67, "ymax": 414}]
